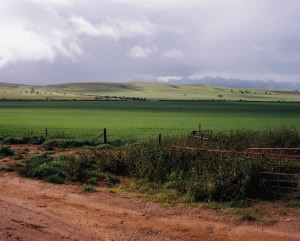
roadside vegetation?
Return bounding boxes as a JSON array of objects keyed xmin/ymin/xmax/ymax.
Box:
[
  {"xmin": 8, "ymin": 127, "xmax": 299, "ymax": 204},
  {"xmin": 0, "ymin": 146, "xmax": 15, "ymax": 157}
]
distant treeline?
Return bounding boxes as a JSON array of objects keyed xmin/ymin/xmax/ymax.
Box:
[
  {"xmin": 158, "ymin": 99, "xmax": 300, "ymax": 103},
  {"xmin": 0, "ymin": 97, "xmax": 147, "ymax": 101},
  {"xmin": 95, "ymin": 96, "xmax": 146, "ymax": 101}
]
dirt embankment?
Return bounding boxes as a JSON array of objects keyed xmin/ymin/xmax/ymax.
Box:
[{"xmin": 0, "ymin": 172, "xmax": 299, "ymax": 241}]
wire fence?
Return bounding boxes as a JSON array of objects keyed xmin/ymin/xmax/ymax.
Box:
[
  {"xmin": 0, "ymin": 127, "xmax": 101, "ymax": 140},
  {"xmin": 0, "ymin": 127, "xmax": 192, "ymax": 142}
]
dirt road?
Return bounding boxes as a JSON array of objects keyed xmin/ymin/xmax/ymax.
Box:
[{"xmin": 0, "ymin": 172, "xmax": 299, "ymax": 241}]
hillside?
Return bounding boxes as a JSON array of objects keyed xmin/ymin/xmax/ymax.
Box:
[{"xmin": 0, "ymin": 82, "xmax": 299, "ymax": 101}]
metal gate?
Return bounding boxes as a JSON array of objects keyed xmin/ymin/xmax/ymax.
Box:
[
  {"xmin": 247, "ymin": 148, "xmax": 300, "ymax": 198},
  {"xmin": 169, "ymin": 146, "xmax": 300, "ymax": 198}
]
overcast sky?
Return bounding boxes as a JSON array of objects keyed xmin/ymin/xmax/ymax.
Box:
[{"xmin": 0, "ymin": 0, "xmax": 300, "ymax": 89}]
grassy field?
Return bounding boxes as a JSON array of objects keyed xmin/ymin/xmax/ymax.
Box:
[
  {"xmin": 0, "ymin": 101, "xmax": 299, "ymax": 140},
  {"xmin": 1, "ymin": 82, "xmax": 300, "ymax": 101}
]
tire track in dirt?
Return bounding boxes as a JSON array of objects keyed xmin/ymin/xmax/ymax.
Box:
[{"xmin": 0, "ymin": 172, "xmax": 299, "ymax": 241}]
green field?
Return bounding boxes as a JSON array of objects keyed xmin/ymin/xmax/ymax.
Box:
[
  {"xmin": 1, "ymin": 82, "xmax": 300, "ymax": 101},
  {"xmin": 0, "ymin": 101, "xmax": 299, "ymax": 140}
]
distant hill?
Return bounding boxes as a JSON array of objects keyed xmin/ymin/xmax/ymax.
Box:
[
  {"xmin": 0, "ymin": 82, "xmax": 299, "ymax": 102},
  {"xmin": 169, "ymin": 77, "xmax": 300, "ymax": 91}
]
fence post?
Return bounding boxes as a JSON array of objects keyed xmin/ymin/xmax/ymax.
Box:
[
  {"xmin": 159, "ymin": 133, "xmax": 162, "ymax": 146},
  {"xmin": 199, "ymin": 123, "xmax": 201, "ymax": 132},
  {"xmin": 104, "ymin": 128, "xmax": 107, "ymax": 144},
  {"xmin": 45, "ymin": 128, "xmax": 48, "ymax": 139}
]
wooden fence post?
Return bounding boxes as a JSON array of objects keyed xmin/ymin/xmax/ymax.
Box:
[
  {"xmin": 159, "ymin": 133, "xmax": 162, "ymax": 146},
  {"xmin": 45, "ymin": 128, "xmax": 48, "ymax": 139},
  {"xmin": 104, "ymin": 128, "xmax": 107, "ymax": 144}
]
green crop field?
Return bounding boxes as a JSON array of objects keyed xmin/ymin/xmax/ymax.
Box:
[{"xmin": 0, "ymin": 101, "xmax": 299, "ymax": 140}]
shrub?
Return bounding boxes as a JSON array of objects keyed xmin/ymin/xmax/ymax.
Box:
[
  {"xmin": 0, "ymin": 146, "xmax": 15, "ymax": 157},
  {"xmin": 20, "ymin": 148, "xmax": 30, "ymax": 154},
  {"xmin": 3, "ymin": 136, "xmax": 45, "ymax": 145},
  {"xmin": 0, "ymin": 166, "xmax": 14, "ymax": 172},
  {"xmin": 3, "ymin": 137, "xmax": 24, "ymax": 145},
  {"xmin": 16, "ymin": 153, "xmax": 54, "ymax": 177},
  {"xmin": 241, "ymin": 212, "xmax": 257, "ymax": 221},
  {"xmin": 45, "ymin": 174, "xmax": 66, "ymax": 184},
  {"xmin": 210, "ymin": 126, "xmax": 300, "ymax": 151},
  {"xmin": 88, "ymin": 177, "xmax": 98, "ymax": 185},
  {"xmin": 81, "ymin": 185, "xmax": 96, "ymax": 192},
  {"xmin": 230, "ymin": 200, "xmax": 251, "ymax": 208},
  {"xmin": 41, "ymin": 140, "xmax": 58, "ymax": 150},
  {"xmin": 14, "ymin": 154, "xmax": 24, "ymax": 160},
  {"xmin": 96, "ymin": 151, "xmax": 127, "ymax": 175},
  {"xmin": 16, "ymin": 152, "xmax": 107, "ymax": 184},
  {"xmin": 123, "ymin": 139, "xmax": 262, "ymax": 201},
  {"xmin": 31, "ymin": 160, "xmax": 65, "ymax": 180},
  {"xmin": 62, "ymin": 153, "xmax": 94, "ymax": 182},
  {"xmin": 26, "ymin": 136, "xmax": 46, "ymax": 145},
  {"xmin": 283, "ymin": 200, "xmax": 300, "ymax": 208},
  {"xmin": 41, "ymin": 139, "xmax": 95, "ymax": 149},
  {"xmin": 13, "ymin": 127, "xmax": 300, "ymax": 202}
]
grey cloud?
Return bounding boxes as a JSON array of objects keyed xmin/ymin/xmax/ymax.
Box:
[{"xmin": 0, "ymin": 0, "xmax": 299, "ymax": 89}]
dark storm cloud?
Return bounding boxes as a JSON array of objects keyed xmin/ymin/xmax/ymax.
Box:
[{"xmin": 0, "ymin": 0, "xmax": 299, "ymax": 89}]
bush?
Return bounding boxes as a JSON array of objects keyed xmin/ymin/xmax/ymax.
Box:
[
  {"xmin": 45, "ymin": 174, "xmax": 66, "ymax": 184},
  {"xmin": 61, "ymin": 153, "xmax": 98, "ymax": 182},
  {"xmin": 14, "ymin": 127, "xmax": 300, "ymax": 202},
  {"xmin": 0, "ymin": 146, "xmax": 15, "ymax": 157},
  {"xmin": 3, "ymin": 137, "xmax": 24, "ymax": 145},
  {"xmin": 210, "ymin": 126, "xmax": 300, "ymax": 151},
  {"xmin": 0, "ymin": 166, "xmax": 14, "ymax": 172},
  {"xmin": 16, "ymin": 153, "xmax": 55, "ymax": 177},
  {"xmin": 3, "ymin": 136, "xmax": 45, "ymax": 145},
  {"xmin": 121, "ymin": 137, "xmax": 269, "ymax": 201},
  {"xmin": 283, "ymin": 200, "xmax": 300, "ymax": 208},
  {"xmin": 241, "ymin": 212, "xmax": 257, "ymax": 221},
  {"xmin": 41, "ymin": 139, "xmax": 95, "ymax": 149},
  {"xmin": 14, "ymin": 154, "xmax": 24, "ymax": 160},
  {"xmin": 230, "ymin": 200, "xmax": 251, "ymax": 208},
  {"xmin": 15, "ymin": 150, "xmax": 122, "ymax": 186},
  {"xmin": 31, "ymin": 161, "xmax": 65, "ymax": 180},
  {"xmin": 81, "ymin": 185, "xmax": 96, "ymax": 192}
]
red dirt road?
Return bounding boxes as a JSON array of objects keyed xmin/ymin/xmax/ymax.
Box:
[{"xmin": 0, "ymin": 172, "xmax": 299, "ymax": 241}]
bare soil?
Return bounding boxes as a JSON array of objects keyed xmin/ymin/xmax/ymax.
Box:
[{"xmin": 0, "ymin": 145, "xmax": 300, "ymax": 240}]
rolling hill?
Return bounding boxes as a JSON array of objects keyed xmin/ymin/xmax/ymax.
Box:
[{"xmin": 0, "ymin": 82, "xmax": 299, "ymax": 102}]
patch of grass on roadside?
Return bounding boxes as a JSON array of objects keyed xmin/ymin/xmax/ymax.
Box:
[
  {"xmin": 14, "ymin": 154, "xmax": 24, "ymax": 160},
  {"xmin": 81, "ymin": 185, "xmax": 96, "ymax": 192},
  {"xmin": 240, "ymin": 212, "xmax": 257, "ymax": 221},
  {"xmin": 45, "ymin": 174, "xmax": 66, "ymax": 184},
  {"xmin": 103, "ymin": 178, "xmax": 183, "ymax": 205},
  {"xmin": 230, "ymin": 200, "xmax": 251, "ymax": 208},
  {"xmin": 43, "ymin": 151, "xmax": 56, "ymax": 155},
  {"xmin": 20, "ymin": 148, "xmax": 30, "ymax": 154},
  {"xmin": 283, "ymin": 200, "xmax": 300, "ymax": 209},
  {"xmin": 202, "ymin": 202, "xmax": 225, "ymax": 210},
  {"xmin": 0, "ymin": 166, "xmax": 14, "ymax": 172}
]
